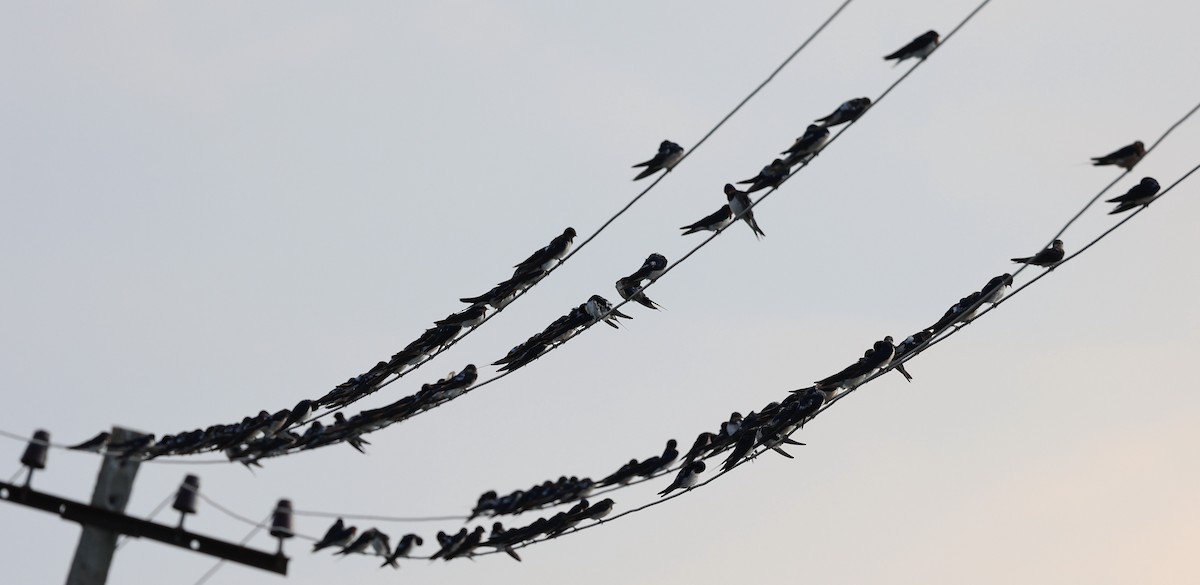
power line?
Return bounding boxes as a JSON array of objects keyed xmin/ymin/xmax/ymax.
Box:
[
  {"xmin": 265, "ymin": 0, "xmax": 988, "ymax": 463},
  {"xmin": 295, "ymin": 0, "xmax": 859, "ymax": 426},
  {"xmin": 435, "ymin": 153, "xmax": 1200, "ymax": 562}
]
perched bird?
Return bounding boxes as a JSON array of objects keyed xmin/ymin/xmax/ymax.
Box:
[
  {"xmin": 580, "ymin": 498, "xmax": 615, "ymax": 521},
  {"xmin": 380, "ymin": 533, "xmax": 423, "ymax": 569},
  {"xmin": 67, "ymin": 431, "xmax": 110, "ymax": 453},
  {"xmin": 616, "ymin": 277, "xmax": 662, "ymax": 310},
  {"xmin": 337, "ymin": 528, "xmax": 381, "ymax": 556},
  {"xmin": 781, "ymin": 124, "xmax": 831, "ymax": 165},
  {"xmin": 737, "ymin": 158, "xmax": 790, "ymax": 193},
  {"xmin": 436, "ymin": 305, "xmax": 488, "ymax": 329},
  {"xmin": 815, "ymin": 97, "xmax": 871, "ymax": 127},
  {"xmin": 586, "ymin": 295, "xmax": 633, "ymax": 328},
  {"xmin": 979, "ymin": 273, "xmax": 1014, "ymax": 306},
  {"xmin": 725, "ymin": 183, "xmax": 766, "ymax": 239},
  {"xmin": 682, "ymin": 432, "xmax": 715, "ymax": 464},
  {"xmin": 632, "ymin": 140, "xmax": 686, "ymax": 180},
  {"xmin": 814, "ymin": 337, "xmax": 897, "ymax": 392},
  {"xmin": 313, "ymin": 519, "xmax": 357, "ymax": 553},
  {"xmin": 1091, "ymin": 141, "xmax": 1145, "ymax": 170},
  {"xmin": 1106, "ymin": 177, "xmax": 1161, "ymax": 214},
  {"xmin": 884, "ymin": 30, "xmax": 940, "ymax": 64},
  {"xmin": 1011, "ymin": 239, "xmax": 1065, "ymax": 268},
  {"xmin": 626, "ymin": 253, "xmax": 669, "ymax": 282},
  {"xmin": 513, "ymin": 227, "xmax": 577, "ymax": 277},
  {"xmin": 282, "ymin": 399, "xmax": 314, "ymax": 430},
  {"xmin": 680, "ymin": 204, "xmax": 732, "ymax": 235},
  {"xmin": 659, "ymin": 461, "xmax": 706, "ymax": 497},
  {"xmin": 431, "ymin": 528, "xmax": 469, "ymax": 560}
]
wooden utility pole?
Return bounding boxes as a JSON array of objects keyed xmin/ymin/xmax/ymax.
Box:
[{"xmin": 65, "ymin": 427, "xmax": 144, "ymax": 585}]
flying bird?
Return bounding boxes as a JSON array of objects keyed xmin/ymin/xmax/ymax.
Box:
[
  {"xmin": 1106, "ymin": 177, "xmax": 1160, "ymax": 214},
  {"xmin": 884, "ymin": 30, "xmax": 940, "ymax": 64},
  {"xmin": 680, "ymin": 204, "xmax": 732, "ymax": 235},
  {"xmin": 1011, "ymin": 239, "xmax": 1065, "ymax": 268},
  {"xmin": 632, "ymin": 140, "xmax": 686, "ymax": 180},
  {"xmin": 1091, "ymin": 141, "xmax": 1145, "ymax": 170},
  {"xmin": 725, "ymin": 183, "xmax": 766, "ymax": 239},
  {"xmin": 815, "ymin": 97, "xmax": 871, "ymax": 127}
]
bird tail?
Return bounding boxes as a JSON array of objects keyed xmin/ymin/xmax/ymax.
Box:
[
  {"xmin": 1108, "ymin": 203, "xmax": 1136, "ymax": 215},
  {"xmin": 633, "ymin": 167, "xmax": 657, "ymax": 181},
  {"xmin": 1010, "ymin": 257, "xmax": 1031, "ymax": 264}
]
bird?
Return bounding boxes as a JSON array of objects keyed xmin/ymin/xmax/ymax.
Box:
[
  {"xmin": 616, "ymin": 277, "xmax": 662, "ymax": 310},
  {"xmin": 313, "ymin": 519, "xmax": 357, "ymax": 553},
  {"xmin": 67, "ymin": 431, "xmax": 110, "ymax": 453},
  {"xmin": 815, "ymin": 97, "xmax": 871, "ymax": 127},
  {"xmin": 979, "ymin": 273, "xmax": 1014, "ymax": 306},
  {"xmin": 380, "ymin": 533, "xmax": 423, "ymax": 569},
  {"xmin": 337, "ymin": 528, "xmax": 381, "ymax": 556},
  {"xmin": 632, "ymin": 140, "xmax": 685, "ymax": 180},
  {"xmin": 436, "ymin": 305, "xmax": 488, "ymax": 328},
  {"xmin": 1011, "ymin": 239, "xmax": 1065, "ymax": 267},
  {"xmin": 580, "ymin": 498, "xmax": 614, "ymax": 521},
  {"xmin": 725, "ymin": 183, "xmax": 766, "ymax": 239},
  {"xmin": 884, "ymin": 30, "xmax": 940, "ymax": 64},
  {"xmin": 513, "ymin": 227, "xmax": 577, "ymax": 277},
  {"xmin": 1106, "ymin": 177, "xmax": 1161, "ymax": 214},
  {"xmin": 586, "ymin": 295, "xmax": 633, "ymax": 329},
  {"xmin": 626, "ymin": 253, "xmax": 669, "ymax": 282},
  {"xmin": 281, "ymin": 399, "xmax": 314, "ymax": 430},
  {"xmin": 1091, "ymin": 141, "xmax": 1145, "ymax": 170},
  {"xmin": 781, "ymin": 124, "xmax": 831, "ymax": 165},
  {"xmin": 814, "ymin": 337, "xmax": 896, "ymax": 392},
  {"xmin": 659, "ymin": 461, "xmax": 706, "ymax": 497},
  {"xmin": 737, "ymin": 158, "xmax": 790, "ymax": 193},
  {"xmin": 680, "ymin": 204, "xmax": 732, "ymax": 235},
  {"xmin": 682, "ymin": 432, "xmax": 715, "ymax": 464}
]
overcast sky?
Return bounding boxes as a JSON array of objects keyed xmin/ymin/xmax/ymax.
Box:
[{"xmin": 3, "ymin": 1, "xmax": 1199, "ymax": 584}]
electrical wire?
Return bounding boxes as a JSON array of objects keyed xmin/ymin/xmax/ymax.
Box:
[
  {"xmin": 417, "ymin": 153, "xmax": 1200, "ymax": 562},
  {"xmin": 293, "ymin": 0, "xmax": 860, "ymax": 429},
  {"xmin": 190, "ymin": 514, "xmax": 270, "ymax": 585},
  {"xmin": 260, "ymin": 0, "xmax": 990, "ymax": 463}
]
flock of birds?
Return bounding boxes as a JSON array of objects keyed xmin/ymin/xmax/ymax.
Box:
[{"xmin": 46, "ymin": 27, "xmax": 1173, "ymax": 571}]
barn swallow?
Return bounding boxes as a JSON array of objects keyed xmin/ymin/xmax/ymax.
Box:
[
  {"xmin": 680, "ymin": 204, "xmax": 732, "ymax": 235},
  {"xmin": 313, "ymin": 519, "xmax": 357, "ymax": 553},
  {"xmin": 460, "ymin": 278, "xmax": 525, "ymax": 310},
  {"xmin": 581, "ymin": 498, "xmax": 614, "ymax": 521},
  {"xmin": 892, "ymin": 331, "xmax": 933, "ymax": 382},
  {"xmin": 632, "ymin": 140, "xmax": 686, "ymax": 180},
  {"xmin": 814, "ymin": 337, "xmax": 896, "ymax": 391},
  {"xmin": 616, "ymin": 277, "xmax": 662, "ymax": 310},
  {"xmin": 626, "ymin": 253, "xmax": 669, "ymax": 282},
  {"xmin": 513, "ymin": 227, "xmax": 578, "ymax": 277},
  {"xmin": 737, "ymin": 159, "xmax": 790, "ymax": 193},
  {"xmin": 282, "ymin": 399, "xmax": 313, "ymax": 429},
  {"xmin": 431, "ymin": 528, "xmax": 469, "ymax": 560},
  {"xmin": 380, "ymin": 533, "xmax": 423, "ymax": 569},
  {"xmin": 1011, "ymin": 239, "xmax": 1065, "ymax": 267},
  {"xmin": 1091, "ymin": 141, "xmax": 1145, "ymax": 170},
  {"xmin": 1106, "ymin": 177, "xmax": 1161, "ymax": 214},
  {"xmin": 658, "ymin": 461, "xmax": 706, "ymax": 496},
  {"xmin": 586, "ymin": 295, "xmax": 632, "ymax": 328},
  {"xmin": 815, "ymin": 97, "xmax": 871, "ymax": 127},
  {"xmin": 67, "ymin": 431, "xmax": 110, "ymax": 453},
  {"xmin": 884, "ymin": 30, "xmax": 940, "ymax": 64},
  {"xmin": 782, "ymin": 124, "xmax": 831, "ymax": 165},
  {"xmin": 495, "ymin": 341, "xmax": 548, "ymax": 372},
  {"xmin": 444, "ymin": 526, "xmax": 486, "ymax": 560},
  {"xmin": 682, "ymin": 432, "xmax": 715, "ymax": 464},
  {"xmin": 979, "ymin": 273, "xmax": 1014, "ymax": 306},
  {"xmin": 635, "ymin": 439, "xmax": 679, "ymax": 477},
  {"xmin": 437, "ymin": 305, "xmax": 488, "ymax": 328},
  {"xmin": 725, "ymin": 183, "xmax": 766, "ymax": 239}
]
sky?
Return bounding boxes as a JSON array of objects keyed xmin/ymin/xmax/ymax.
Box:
[{"xmin": 2, "ymin": 1, "xmax": 1199, "ymax": 584}]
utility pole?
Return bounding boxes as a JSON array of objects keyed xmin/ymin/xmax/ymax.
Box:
[
  {"xmin": 65, "ymin": 427, "xmax": 143, "ymax": 585},
  {"xmin": 0, "ymin": 427, "xmax": 288, "ymax": 585}
]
